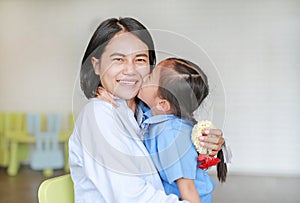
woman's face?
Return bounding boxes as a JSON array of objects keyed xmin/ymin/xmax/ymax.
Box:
[{"xmin": 92, "ymin": 32, "xmax": 150, "ymax": 100}]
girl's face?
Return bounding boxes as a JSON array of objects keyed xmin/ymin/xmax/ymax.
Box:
[
  {"xmin": 92, "ymin": 32, "xmax": 150, "ymax": 100},
  {"xmin": 138, "ymin": 65, "xmax": 161, "ymax": 111}
]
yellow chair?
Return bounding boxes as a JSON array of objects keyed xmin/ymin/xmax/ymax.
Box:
[
  {"xmin": 7, "ymin": 113, "xmax": 73, "ymax": 176},
  {"xmin": 59, "ymin": 113, "xmax": 75, "ymax": 172},
  {"xmin": 38, "ymin": 174, "xmax": 74, "ymax": 203},
  {"xmin": 0, "ymin": 112, "xmax": 9, "ymax": 166},
  {"xmin": 7, "ymin": 112, "xmax": 35, "ymax": 176},
  {"xmin": 1, "ymin": 112, "xmax": 29, "ymax": 169}
]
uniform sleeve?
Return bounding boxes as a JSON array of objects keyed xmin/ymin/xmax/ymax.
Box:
[
  {"xmin": 70, "ymin": 100, "xmax": 184, "ymax": 202},
  {"xmin": 156, "ymin": 125, "xmax": 198, "ymax": 184}
]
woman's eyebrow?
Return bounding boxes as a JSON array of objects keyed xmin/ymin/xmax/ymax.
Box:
[
  {"xmin": 110, "ymin": 53, "xmax": 125, "ymax": 57},
  {"xmin": 110, "ymin": 53, "xmax": 148, "ymax": 58},
  {"xmin": 135, "ymin": 53, "xmax": 148, "ymax": 57}
]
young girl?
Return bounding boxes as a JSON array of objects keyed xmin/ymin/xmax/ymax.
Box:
[{"xmin": 138, "ymin": 57, "xmax": 217, "ymax": 203}]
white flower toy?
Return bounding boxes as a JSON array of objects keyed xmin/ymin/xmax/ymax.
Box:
[
  {"xmin": 191, "ymin": 120, "xmax": 220, "ymax": 169},
  {"xmin": 191, "ymin": 120, "xmax": 214, "ymax": 154}
]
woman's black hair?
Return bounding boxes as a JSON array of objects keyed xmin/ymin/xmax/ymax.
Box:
[{"xmin": 80, "ymin": 17, "xmax": 156, "ymax": 99}]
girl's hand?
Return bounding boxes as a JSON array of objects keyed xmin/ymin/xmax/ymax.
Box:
[
  {"xmin": 199, "ymin": 129, "xmax": 224, "ymax": 156},
  {"xmin": 96, "ymin": 87, "xmax": 119, "ymax": 108}
]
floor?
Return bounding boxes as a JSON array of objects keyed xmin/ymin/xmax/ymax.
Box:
[
  {"xmin": 210, "ymin": 172, "xmax": 300, "ymax": 203},
  {"xmin": 0, "ymin": 165, "xmax": 300, "ymax": 203},
  {"xmin": 0, "ymin": 165, "xmax": 66, "ymax": 203}
]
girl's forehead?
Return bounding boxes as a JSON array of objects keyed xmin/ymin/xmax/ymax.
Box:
[{"xmin": 154, "ymin": 62, "xmax": 175, "ymax": 74}]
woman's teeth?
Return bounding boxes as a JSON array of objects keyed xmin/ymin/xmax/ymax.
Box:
[{"xmin": 118, "ymin": 80, "xmax": 137, "ymax": 85}]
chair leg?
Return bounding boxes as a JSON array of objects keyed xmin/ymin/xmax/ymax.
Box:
[
  {"xmin": 0, "ymin": 136, "xmax": 9, "ymax": 167},
  {"xmin": 7, "ymin": 141, "xmax": 19, "ymax": 176}
]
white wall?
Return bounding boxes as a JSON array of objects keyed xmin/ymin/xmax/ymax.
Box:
[{"xmin": 1, "ymin": 0, "xmax": 299, "ymax": 176}]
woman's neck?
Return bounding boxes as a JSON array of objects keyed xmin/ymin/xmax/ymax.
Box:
[{"xmin": 126, "ymin": 99, "xmax": 137, "ymax": 114}]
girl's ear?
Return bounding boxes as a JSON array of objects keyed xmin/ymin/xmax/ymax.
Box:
[
  {"xmin": 91, "ymin": 57, "xmax": 100, "ymax": 75},
  {"xmin": 157, "ymin": 99, "xmax": 171, "ymax": 113}
]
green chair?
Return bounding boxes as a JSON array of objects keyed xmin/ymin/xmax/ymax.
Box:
[{"xmin": 38, "ymin": 174, "xmax": 74, "ymax": 203}]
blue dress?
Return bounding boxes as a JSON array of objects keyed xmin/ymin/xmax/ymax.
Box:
[{"xmin": 143, "ymin": 114, "xmax": 215, "ymax": 203}]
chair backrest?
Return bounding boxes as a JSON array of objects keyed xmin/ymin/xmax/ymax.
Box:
[
  {"xmin": 38, "ymin": 174, "xmax": 74, "ymax": 203},
  {"xmin": 3, "ymin": 112, "xmax": 26, "ymax": 135},
  {"xmin": 26, "ymin": 114, "xmax": 41, "ymax": 135},
  {"xmin": 30, "ymin": 114, "xmax": 64, "ymax": 170},
  {"xmin": 47, "ymin": 114, "xmax": 61, "ymax": 134}
]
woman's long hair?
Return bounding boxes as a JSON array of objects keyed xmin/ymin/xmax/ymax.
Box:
[{"xmin": 80, "ymin": 17, "xmax": 156, "ymax": 99}]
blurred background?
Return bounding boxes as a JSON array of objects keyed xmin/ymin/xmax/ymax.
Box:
[{"xmin": 0, "ymin": 0, "xmax": 299, "ymax": 202}]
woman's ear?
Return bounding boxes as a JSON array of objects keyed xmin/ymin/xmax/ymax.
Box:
[
  {"xmin": 91, "ymin": 57, "xmax": 100, "ymax": 75},
  {"xmin": 157, "ymin": 99, "xmax": 171, "ymax": 113}
]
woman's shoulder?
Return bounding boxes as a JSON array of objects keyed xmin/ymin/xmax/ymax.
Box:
[
  {"xmin": 77, "ymin": 98, "xmax": 115, "ymax": 120},
  {"xmin": 84, "ymin": 98, "xmax": 122, "ymax": 113},
  {"xmin": 80, "ymin": 98, "xmax": 131, "ymax": 121}
]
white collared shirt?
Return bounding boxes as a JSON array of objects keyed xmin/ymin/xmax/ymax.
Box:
[{"xmin": 69, "ymin": 98, "xmax": 183, "ymax": 203}]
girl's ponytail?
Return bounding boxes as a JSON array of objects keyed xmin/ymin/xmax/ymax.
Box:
[{"xmin": 217, "ymin": 147, "xmax": 227, "ymax": 183}]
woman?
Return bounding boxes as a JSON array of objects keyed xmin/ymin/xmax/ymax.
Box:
[{"xmin": 69, "ymin": 17, "xmax": 224, "ymax": 202}]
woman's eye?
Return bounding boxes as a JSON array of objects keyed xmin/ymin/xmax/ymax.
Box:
[
  {"xmin": 136, "ymin": 58, "xmax": 147, "ymax": 63},
  {"xmin": 113, "ymin": 58, "xmax": 123, "ymax": 62}
]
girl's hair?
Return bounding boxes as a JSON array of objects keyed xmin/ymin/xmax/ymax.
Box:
[
  {"xmin": 157, "ymin": 58, "xmax": 209, "ymax": 124},
  {"xmin": 157, "ymin": 57, "xmax": 227, "ymax": 183},
  {"xmin": 80, "ymin": 17, "xmax": 156, "ymax": 99}
]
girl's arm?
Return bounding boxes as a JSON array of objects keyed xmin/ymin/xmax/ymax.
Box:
[
  {"xmin": 96, "ymin": 86, "xmax": 119, "ymax": 107},
  {"xmin": 177, "ymin": 178, "xmax": 201, "ymax": 203}
]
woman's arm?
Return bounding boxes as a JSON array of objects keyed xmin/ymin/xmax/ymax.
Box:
[
  {"xmin": 70, "ymin": 99, "xmax": 183, "ymax": 202},
  {"xmin": 96, "ymin": 87, "xmax": 226, "ymax": 156},
  {"xmin": 96, "ymin": 86, "xmax": 225, "ymax": 155},
  {"xmin": 177, "ymin": 178, "xmax": 201, "ymax": 203}
]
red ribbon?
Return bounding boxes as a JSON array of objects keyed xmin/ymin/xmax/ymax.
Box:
[{"xmin": 197, "ymin": 154, "xmax": 220, "ymax": 169}]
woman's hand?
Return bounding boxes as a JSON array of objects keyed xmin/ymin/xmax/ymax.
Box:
[
  {"xmin": 96, "ymin": 87, "xmax": 119, "ymax": 108},
  {"xmin": 199, "ymin": 129, "xmax": 224, "ymax": 156}
]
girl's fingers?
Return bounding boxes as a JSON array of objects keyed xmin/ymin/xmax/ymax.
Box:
[{"xmin": 96, "ymin": 87, "xmax": 119, "ymax": 108}]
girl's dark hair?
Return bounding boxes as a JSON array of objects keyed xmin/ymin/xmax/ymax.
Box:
[
  {"xmin": 217, "ymin": 147, "xmax": 227, "ymax": 183},
  {"xmin": 80, "ymin": 17, "xmax": 156, "ymax": 99},
  {"xmin": 157, "ymin": 57, "xmax": 227, "ymax": 183},
  {"xmin": 157, "ymin": 58, "xmax": 209, "ymax": 124}
]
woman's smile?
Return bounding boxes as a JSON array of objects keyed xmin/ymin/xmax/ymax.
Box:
[{"xmin": 117, "ymin": 79, "xmax": 138, "ymax": 86}]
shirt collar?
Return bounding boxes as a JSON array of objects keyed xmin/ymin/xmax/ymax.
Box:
[{"xmin": 143, "ymin": 114, "xmax": 176, "ymax": 125}]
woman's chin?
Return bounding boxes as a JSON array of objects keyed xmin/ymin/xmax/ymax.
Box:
[{"xmin": 116, "ymin": 91, "xmax": 138, "ymax": 100}]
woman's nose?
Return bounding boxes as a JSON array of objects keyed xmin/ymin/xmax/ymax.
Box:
[{"xmin": 123, "ymin": 60, "xmax": 136, "ymax": 74}]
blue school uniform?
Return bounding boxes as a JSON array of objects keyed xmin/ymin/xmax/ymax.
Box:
[{"xmin": 143, "ymin": 114, "xmax": 215, "ymax": 203}]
